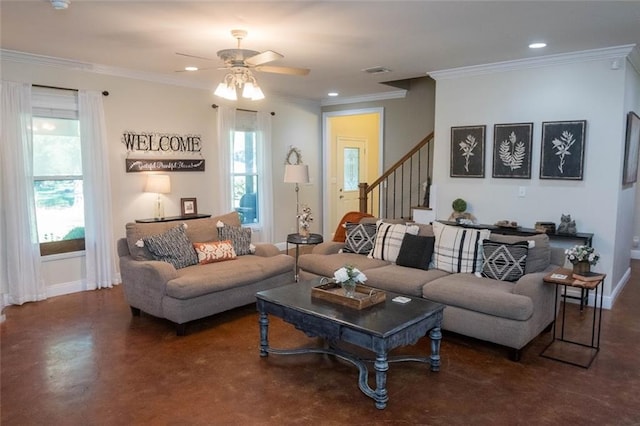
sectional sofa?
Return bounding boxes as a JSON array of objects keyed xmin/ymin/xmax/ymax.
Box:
[{"xmin": 297, "ymin": 220, "xmax": 564, "ymax": 360}]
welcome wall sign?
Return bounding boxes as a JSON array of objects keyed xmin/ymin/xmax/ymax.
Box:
[{"xmin": 122, "ymin": 131, "xmax": 205, "ymax": 172}]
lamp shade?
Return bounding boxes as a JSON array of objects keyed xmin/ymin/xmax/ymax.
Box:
[
  {"xmin": 284, "ymin": 164, "xmax": 309, "ymax": 184},
  {"xmin": 145, "ymin": 174, "xmax": 171, "ymax": 194}
]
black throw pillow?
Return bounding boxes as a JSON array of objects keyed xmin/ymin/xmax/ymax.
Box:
[{"xmin": 396, "ymin": 234, "xmax": 435, "ymax": 270}]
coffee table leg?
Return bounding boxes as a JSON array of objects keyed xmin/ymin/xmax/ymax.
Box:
[
  {"xmin": 374, "ymin": 352, "xmax": 389, "ymax": 409},
  {"xmin": 429, "ymin": 327, "xmax": 441, "ymax": 372},
  {"xmin": 259, "ymin": 311, "xmax": 269, "ymax": 357}
]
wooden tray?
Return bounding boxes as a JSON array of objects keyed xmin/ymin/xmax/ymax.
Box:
[{"xmin": 311, "ymin": 282, "xmax": 386, "ymax": 310}]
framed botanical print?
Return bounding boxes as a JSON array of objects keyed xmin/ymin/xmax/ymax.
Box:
[
  {"xmin": 492, "ymin": 123, "xmax": 533, "ymax": 179},
  {"xmin": 540, "ymin": 120, "xmax": 586, "ymax": 180},
  {"xmin": 450, "ymin": 125, "xmax": 486, "ymax": 178},
  {"xmin": 623, "ymin": 111, "xmax": 640, "ymax": 185}
]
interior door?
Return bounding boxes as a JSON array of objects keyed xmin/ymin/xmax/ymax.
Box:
[{"xmin": 336, "ymin": 137, "xmax": 367, "ymax": 222}]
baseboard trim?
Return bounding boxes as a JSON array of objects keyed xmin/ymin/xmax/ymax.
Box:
[{"xmin": 46, "ymin": 280, "xmax": 87, "ymax": 298}]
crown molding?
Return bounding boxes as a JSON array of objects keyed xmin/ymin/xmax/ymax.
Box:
[
  {"xmin": 0, "ymin": 49, "xmax": 214, "ymax": 91},
  {"xmin": 428, "ymin": 44, "xmax": 638, "ymax": 80},
  {"xmin": 320, "ymin": 89, "xmax": 406, "ymax": 106},
  {"xmin": 627, "ymin": 46, "xmax": 640, "ymax": 75}
]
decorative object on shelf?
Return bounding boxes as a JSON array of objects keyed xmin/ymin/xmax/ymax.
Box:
[
  {"xmin": 297, "ymin": 205, "xmax": 313, "ymax": 238},
  {"xmin": 333, "ymin": 264, "xmax": 367, "ymax": 298},
  {"xmin": 623, "ymin": 111, "xmax": 640, "ymax": 185},
  {"xmin": 494, "ymin": 220, "xmax": 519, "ymax": 228},
  {"xmin": 448, "ymin": 198, "xmax": 477, "ymax": 224},
  {"xmin": 540, "ymin": 120, "xmax": 586, "ymax": 180},
  {"xmin": 284, "ymin": 146, "xmax": 310, "ymax": 234},
  {"xmin": 144, "ymin": 174, "xmax": 171, "ymax": 219},
  {"xmin": 180, "ymin": 197, "xmax": 198, "ymax": 216},
  {"xmin": 450, "ymin": 125, "xmax": 486, "ymax": 178},
  {"xmin": 565, "ymin": 244, "xmax": 599, "ymax": 275},
  {"xmin": 535, "ymin": 221, "xmax": 556, "ymax": 234},
  {"xmin": 492, "ymin": 122, "xmax": 533, "ymax": 179},
  {"xmin": 557, "ymin": 213, "xmax": 577, "ymax": 235}
]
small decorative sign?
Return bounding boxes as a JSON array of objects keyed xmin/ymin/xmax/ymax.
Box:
[{"xmin": 126, "ymin": 159, "xmax": 205, "ymax": 172}]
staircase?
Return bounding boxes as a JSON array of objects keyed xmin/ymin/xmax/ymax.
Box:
[{"xmin": 358, "ymin": 132, "xmax": 434, "ymax": 220}]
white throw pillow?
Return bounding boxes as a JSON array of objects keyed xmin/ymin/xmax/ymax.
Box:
[
  {"xmin": 368, "ymin": 221, "xmax": 419, "ymax": 263},
  {"xmin": 432, "ymin": 221, "xmax": 491, "ymax": 273}
]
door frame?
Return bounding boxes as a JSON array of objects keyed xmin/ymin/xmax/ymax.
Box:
[{"xmin": 322, "ymin": 107, "xmax": 384, "ymax": 237}]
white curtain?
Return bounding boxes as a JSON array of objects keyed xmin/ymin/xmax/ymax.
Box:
[
  {"xmin": 256, "ymin": 111, "xmax": 274, "ymax": 243},
  {"xmin": 79, "ymin": 90, "xmax": 117, "ymax": 289},
  {"xmin": 216, "ymin": 106, "xmax": 235, "ymax": 214},
  {"xmin": 0, "ymin": 81, "xmax": 46, "ymax": 308}
]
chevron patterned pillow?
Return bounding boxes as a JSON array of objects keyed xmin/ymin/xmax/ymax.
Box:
[
  {"xmin": 481, "ymin": 240, "xmax": 529, "ymax": 282},
  {"xmin": 342, "ymin": 222, "xmax": 377, "ymax": 255}
]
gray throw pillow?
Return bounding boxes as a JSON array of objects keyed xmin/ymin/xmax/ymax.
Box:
[
  {"xmin": 142, "ymin": 224, "xmax": 199, "ymax": 269},
  {"xmin": 217, "ymin": 223, "xmax": 252, "ymax": 255},
  {"xmin": 396, "ymin": 234, "xmax": 435, "ymax": 270},
  {"xmin": 342, "ymin": 222, "xmax": 377, "ymax": 254},
  {"xmin": 481, "ymin": 239, "xmax": 528, "ymax": 282}
]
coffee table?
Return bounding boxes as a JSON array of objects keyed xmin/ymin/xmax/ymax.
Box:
[{"xmin": 256, "ymin": 279, "xmax": 445, "ymax": 409}]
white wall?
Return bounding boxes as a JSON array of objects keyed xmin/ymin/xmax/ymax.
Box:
[
  {"xmin": 431, "ymin": 50, "xmax": 639, "ymax": 306},
  {"xmin": 1, "ymin": 58, "xmax": 321, "ymax": 295}
]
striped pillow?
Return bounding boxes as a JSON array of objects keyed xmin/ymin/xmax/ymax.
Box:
[
  {"xmin": 142, "ymin": 224, "xmax": 199, "ymax": 269},
  {"xmin": 217, "ymin": 223, "xmax": 253, "ymax": 256},
  {"xmin": 368, "ymin": 221, "xmax": 419, "ymax": 262},
  {"xmin": 432, "ymin": 221, "xmax": 490, "ymax": 273}
]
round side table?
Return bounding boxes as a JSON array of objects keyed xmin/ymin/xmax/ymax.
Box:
[{"xmin": 286, "ymin": 233, "xmax": 323, "ymax": 281}]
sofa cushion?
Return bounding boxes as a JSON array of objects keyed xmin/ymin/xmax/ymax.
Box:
[
  {"xmin": 481, "ymin": 240, "xmax": 528, "ymax": 282},
  {"xmin": 125, "ymin": 211, "xmax": 241, "ymax": 261},
  {"xmin": 217, "ymin": 223, "xmax": 253, "ymax": 255},
  {"xmin": 489, "ymin": 233, "xmax": 550, "ymax": 273},
  {"xmin": 342, "ymin": 222, "xmax": 377, "ymax": 254},
  {"xmin": 298, "ymin": 253, "xmax": 389, "ymax": 278},
  {"xmin": 193, "ymin": 240, "xmax": 237, "ymax": 265},
  {"xmin": 422, "ymin": 273, "xmax": 534, "ymax": 321},
  {"xmin": 142, "ymin": 224, "xmax": 199, "ymax": 269},
  {"xmin": 432, "ymin": 222, "xmax": 490, "ymax": 273},
  {"xmin": 364, "ymin": 264, "xmax": 450, "ymax": 297},
  {"xmin": 166, "ymin": 254, "xmax": 294, "ymax": 299},
  {"xmin": 396, "ymin": 234, "xmax": 435, "ymax": 270},
  {"xmin": 369, "ymin": 221, "xmax": 419, "ymax": 262}
]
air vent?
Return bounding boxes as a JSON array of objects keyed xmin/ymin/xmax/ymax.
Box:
[{"xmin": 362, "ymin": 66, "xmax": 392, "ymax": 74}]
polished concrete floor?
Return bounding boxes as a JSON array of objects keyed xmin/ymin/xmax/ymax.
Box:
[{"xmin": 2, "ymin": 262, "xmax": 640, "ymax": 425}]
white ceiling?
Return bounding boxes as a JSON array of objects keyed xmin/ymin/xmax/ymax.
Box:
[{"xmin": 2, "ymin": 1, "xmax": 640, "ymax": 102}]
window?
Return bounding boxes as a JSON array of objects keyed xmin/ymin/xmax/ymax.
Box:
[
  {"xmin": 231, "ymin": 111, "xmax": 261, "ymax": 225},
  {"xmin": 32, "ymin": 90, "xmax": 84, "ymax": 256}
]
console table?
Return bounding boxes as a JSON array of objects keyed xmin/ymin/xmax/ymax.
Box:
[{"xmin": 135, "ymin": 214, "xmax": 211, "ymax": 223}]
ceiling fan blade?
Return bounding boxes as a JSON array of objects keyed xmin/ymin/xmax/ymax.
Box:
[
  {"xmin": 255, "ymin": 65, "xmax": 310, "ymax": 76},
  {"xmin": 245, "ymin": 50, "xmax": 284, "ymax": 66},
  {"xmin": 175, "ymin": 52, "xmax": 215, "ymax": 61}
]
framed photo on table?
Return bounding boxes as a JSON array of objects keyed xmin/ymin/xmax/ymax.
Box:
[
  {"xmin": 450, "ymin": 125, "xmax": 486, "ymax": 178},
  {"xmin": 540, "ymin": 120, "xmax": 586, "ymax": 180},
  {"xmin": 623, "ymin": 111, "xmax": 640, "ymax": 185},
  {"xmin": 180, "ymin": 198, "xmax": 198, "ymax": 216}
]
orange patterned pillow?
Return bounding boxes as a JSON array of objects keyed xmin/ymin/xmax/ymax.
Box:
[{"xmin": 193, "ymin": 240, "xmax": 237, "ymax": 265}]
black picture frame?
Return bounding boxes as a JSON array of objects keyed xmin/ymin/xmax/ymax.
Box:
[
  {"xmin": 540, "ymin": 120, "xmax": 586, "ymax": 180},
  {"xmin": 450, "ymin": 125, "xmax": 485, "ymax": 178},
  {"xmin": 623, "ymin": 111, "xmax": 640, "ymax": 185},
  {"xmin": 492, "ymin": 123, "xmax": 533, "ymax": 179},
  {"xmin": 180, "ymin": 197, "xmax": 198, "ymax": 216}
]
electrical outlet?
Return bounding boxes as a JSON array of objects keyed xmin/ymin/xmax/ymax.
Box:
[{"xmin": 518, "ymin": 186, "xmax": 526, "ymax": 197}]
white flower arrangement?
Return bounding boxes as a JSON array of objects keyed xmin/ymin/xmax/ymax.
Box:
[
  {"xmin": 297, "ymin": 205, "xmax": 313, "ymax": 231},
  {"xmin": 565, "ymin": 245, "xmax": 599, "ymax": 265},
  {"xmin": 333, "ymin": 264, "xmax": 367, "ymax": 285}
]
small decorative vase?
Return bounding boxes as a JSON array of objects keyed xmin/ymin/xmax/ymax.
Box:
[
  {"xmin": 341, "ymin": 280, "xmax": 357, "ymax": 298},
  {"xmin": 299, "ymin": 227, "xmax": 310, "ymax": 238},
  {"xmin": 573, "ymin": 261, "xmax": 591, "ymax": 275}
]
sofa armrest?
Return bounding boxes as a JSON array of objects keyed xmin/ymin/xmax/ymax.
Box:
[
  {"xmin": 512, "ymin": 265, "xmax": 558, "ymax": 320},
  {"xmin": 119, "ymin": 256, "xmax": 178, "ymax": 294},
  {"xmin": 252, "ymin": 243, "xmax": 281, "ymax": 257},
  {"xmin": 311, "ymin": 241, "xmax": 345, "ymax": 255}
]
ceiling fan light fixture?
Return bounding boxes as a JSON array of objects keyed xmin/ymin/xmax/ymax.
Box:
[
  {"xmin": 184, "ymin": 66, "xmax": 198, "ymax": 71},
  {"xmin": 242, "ymin": 81, "xmax": 256, "ymax": 99},
  {"xmin": 251, "ymin": 85, "xmax": 265, "ymax": 101}
]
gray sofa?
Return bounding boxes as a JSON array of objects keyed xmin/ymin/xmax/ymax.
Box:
[
  {"xmin": 117, "ymin": 212, "xmax": 295, "ymax": 335},
  {"xmin": 297, "ymin": 221, "xmax": 563, "ymax": 360}
]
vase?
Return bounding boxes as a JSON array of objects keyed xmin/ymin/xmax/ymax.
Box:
[
  {"xmin": 299, "ymin": 227, "xmax": 310, "ymax": 238},
  {"xmin": 341, "ymin": 280, "xmax": 357, "ymax": 298},
  {"xmin": 573, "ymin": 261, "xmax": 591, "ymax": 275}
]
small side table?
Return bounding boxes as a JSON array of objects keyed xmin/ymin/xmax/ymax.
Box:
[
  {"xmin": 286, "ymin": 233, "xmax": 323, "ymax": 282},
  {"xmin": 541, "ymin": 267, "xmax": 605, "ymax": 368},
  {"xmin": 135, "ymin": 214, "xmax": 211, "ymax": 223}
]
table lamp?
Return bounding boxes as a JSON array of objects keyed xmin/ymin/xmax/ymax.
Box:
[
  {"xmin": 284, "ymin": 164, "xmax": 309, "ymax": 232},
  {"xmin": 145, "ymin": 174, "xmax": 171, "ymax": 219}
]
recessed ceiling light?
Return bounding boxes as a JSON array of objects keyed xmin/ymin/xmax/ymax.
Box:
[
  {"xmin": 184, "ymin": 66, "xmax": 198, "ymax": 71},
  {"xmin": 529, "ymin": 42, "xmax": 547, "ymax": 49},
  {"xmin": 327, "ymin": 92, "xmax": 339, "ymax": 97}
]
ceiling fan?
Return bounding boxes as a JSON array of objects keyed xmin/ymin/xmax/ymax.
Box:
[{"xmin": 176, "ymin": 29, "xmax": 310, "ymax": 77}]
